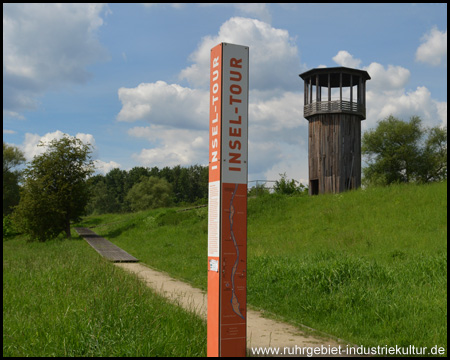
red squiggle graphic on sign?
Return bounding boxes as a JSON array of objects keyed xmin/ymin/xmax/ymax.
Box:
[{"xmin": 229, "ymin": 183, "xmax": 244, "ymax": 319}]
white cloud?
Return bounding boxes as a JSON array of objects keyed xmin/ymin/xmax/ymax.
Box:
[
  {"xmin": 364, "ymin": 62, "xmax": 410, "ymax": 92},
  {"xmin": 262, "ymin": 145, "xmax": 309, "ymax": 186},
  {"xmin": 365, "ymin": 86, "xmax": 446, "ymax": 130},
  {"xmin": 3, "ymin": 3, "xmax": 109, "ymax": 115},
  {"xmin": 249, "ymin": 90, "xmax": 306, "ymax": 145},
  {"xmin": 128, "ymin": 125, "xmax": 207, "ymax": 168},
  {"xmin": 434, "ymin": 101, "xmax": 447, "ymax": 128},
  {"xmin": 18, "ymin": 130, "xmax": 124, "ymax": 175},
  {"xmin": 248, "ymin": 140, "xmax": 283, "ymax": 180},
  {"xmin": 117, "ymin": 81, "xmax": 209, "ymax": 129},
  {"xmin": 329, "ymin": 50, "xmax": 446, "ymax": 131},
  {"xmin": 75, "ymin": 133, "xmax": 98, "ymax": 158},
  {"xmin": 356, "ymin": 60, "xmax": 445, "ymax": 129},
  {"xmin": 21, "ymin": 131, "xmax": 66, "ymax": 161},
  {"xmin": 234, "ymin": 4, "xmax": 271, "ymax": 23},
  {"xmin": 19, "ymin": 130, "xmax": 98, "ymax": 161},
  {"xmin": 332, "ymin": 52, "xmax": 410, "ymax": 92},
  {"xmin": 332, "ymin": 50, "xmax": 362, "ymax": 68},
  {"xmin": 94, "ymin": 160, "xmax": 121, "ymax": 175},
  {"xmin": 75, "ymin": 132, "xmax": 96, "ymax": 147},
  {"xmin": 416, "ymin": 27, "xmax": 447, "ymax": 66},
  {"xmin": 3, "ymin": 111, "xmax": 25, "ymax": 120},
  {"xmin": 179, "ymin": 17, "xmax": 303, "ymax": 91}
]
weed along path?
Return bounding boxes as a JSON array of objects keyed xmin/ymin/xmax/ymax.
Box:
[
  {"xmin": 115, "ymin": 262, "xmax": 354, "ymax": 357},
  {"xmin": 76, "ymin": 227, "xmax": 353, "ymax": 356}
]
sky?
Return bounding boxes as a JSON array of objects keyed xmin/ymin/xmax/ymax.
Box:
[{"xmin": 3, "ymin": 3, "xmax": 447, "ymax": 185}]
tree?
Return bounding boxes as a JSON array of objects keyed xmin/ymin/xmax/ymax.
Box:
[
  {"xmin": 12, "ymin": 136, "xmax": 94, "ymax": 241},
  {"xmin": 362, "ymin": 115, "xmax": 447, "ymax": 186},
  {"xmin": 126, "ymin": 166, "xmax": 151, "ymax": 193},
  {"xmin": 86, "ymin": 180, "xmax": 118, "ymax": 215},
  {"xmin": 186, "ymin": 165, "xmax": 209, "ymax": 203},
  {"xmin": 125, "ymin": 176, "xmax": 173, "ymax": 211},
  {"xmin": 104, "ymin": 168, "xmax": 128, "ymax": 212},
  {"xmin": 419, "ymin": 126, "xmax": 447, "ymax": 182},
  {"xmin": 3, "ymin": 142, "xmax": 26, "ymax": 215}
]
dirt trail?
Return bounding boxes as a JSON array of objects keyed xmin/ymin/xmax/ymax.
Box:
[{"xmin": 116, "ymin": 262, "xmax": 355, "ymax": 357}]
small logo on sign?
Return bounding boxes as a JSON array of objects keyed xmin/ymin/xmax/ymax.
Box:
[{"xmin": 209, "ymin": 259, "xmax": 219, "ymax": 272}]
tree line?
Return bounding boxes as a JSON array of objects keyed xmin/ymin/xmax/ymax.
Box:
[
  {"xmin": 86, "ymin": 164, "xmax": 208, "ymax": 215},
  {"xmin": 3, "ymin": 115, "xmax": 447, "ymax": 242}
]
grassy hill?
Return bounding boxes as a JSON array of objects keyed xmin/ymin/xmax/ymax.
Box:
[
  {"xmin": 4, "ymin": 181, "xmax": 446, "ymax": 356},
  {"xmin": 75, "ymin": 180, "xmax": 447, "ymax": 351}
]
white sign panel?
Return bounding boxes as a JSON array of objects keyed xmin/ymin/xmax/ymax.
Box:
[{"xmin": 221, "ymin": 43, "xmax": 249, "ymax": 184}]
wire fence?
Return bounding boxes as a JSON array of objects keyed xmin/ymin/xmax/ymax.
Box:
[
  {"xmin": 178, "ymin": 179, "xmax": 305, "ymax": 211},
  {"xmin": 247, "ymin": 180, "xmax": 277, "ymax": 192}
]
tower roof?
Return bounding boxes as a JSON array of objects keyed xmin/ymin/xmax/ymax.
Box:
[{"xmin": 299, "ymin": 67, "xmax": 370, "ymax": 87}]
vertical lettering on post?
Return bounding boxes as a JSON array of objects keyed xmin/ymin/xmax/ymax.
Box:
[{"xmin": 208, "ymin": 43, "xmax": 248, "ymax": 358}]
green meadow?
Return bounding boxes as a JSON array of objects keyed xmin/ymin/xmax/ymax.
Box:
[
  {"xmin": 3, "ymin": 237, "xmax": 206, "ymax": 357},
  {"xmin": 4, "ymin": 180, "xmax": 447, "ymax": 356}
]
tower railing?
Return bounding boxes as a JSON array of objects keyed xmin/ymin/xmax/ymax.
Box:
[{"xmin": 304, "ymin": 99, "xmax": 365, "ymax": 118}]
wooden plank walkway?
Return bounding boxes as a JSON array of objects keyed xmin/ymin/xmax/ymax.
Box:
[{"xmin": 75, "ymin": 227, "xmax": 139, "ymax": 263}]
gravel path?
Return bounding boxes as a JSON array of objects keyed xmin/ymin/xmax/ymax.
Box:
[{"xmin": 115, "ymin": 262, "xmax": 355, "ymax": 357}]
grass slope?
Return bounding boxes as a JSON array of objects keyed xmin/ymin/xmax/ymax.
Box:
[{"xmin": 75, "ymin": 181, "xmax": 447, "ymax": 353}]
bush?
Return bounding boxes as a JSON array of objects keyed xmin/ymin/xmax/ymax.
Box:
[
  {"xmin": 273, "ymin": 173, "xmax": 308, "ymax": 195},
  {"xmin": 3, "ymin": 214, "xmax": 19, "ymax": 238},
  {"xmin": 248, "ymin": 183, "xmax": 270, "ymax": 197}
]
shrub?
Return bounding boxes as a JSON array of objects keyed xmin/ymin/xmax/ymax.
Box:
[
  {"xmin": 3, "ymin": 214, "xmax": 19, "ymax": 238},
  {"xmin": 273, "ymin": 173, "xmax": 308, "ymax": 195}
]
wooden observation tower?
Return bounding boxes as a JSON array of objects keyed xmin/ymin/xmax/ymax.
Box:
[{"xmin": 299, "ymin": 67, "xmax": 370, "ymax": 195}]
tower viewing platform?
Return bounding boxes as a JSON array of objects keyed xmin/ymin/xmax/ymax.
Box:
[{"xmin": 299, "ymin": 67, "xmax": 370, "ymax": 120}]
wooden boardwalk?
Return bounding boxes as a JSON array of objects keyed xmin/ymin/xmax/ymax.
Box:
[{"xmin": 75, "ymin": 227, "xmax": 139, "ymax": 263}]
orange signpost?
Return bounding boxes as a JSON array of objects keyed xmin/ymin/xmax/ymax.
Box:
[{"xmin": 208, "ymin": 43, "xmax": 249, "ymax": 357}]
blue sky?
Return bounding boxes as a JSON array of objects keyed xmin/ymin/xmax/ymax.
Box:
[{"xmin": 3, "ymin": 3, "xmax": 447, "ymax": 184}]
